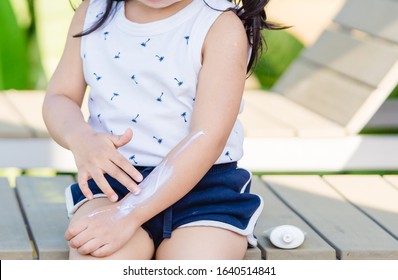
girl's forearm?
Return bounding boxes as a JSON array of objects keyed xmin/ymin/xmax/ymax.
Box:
[
  {"xmin": 113, "ymin": 130, "xmax": 225, "ymax": 225},
  {"xmin": 43, "ymin": 94, "xmax": 94, "ymax": 151}
]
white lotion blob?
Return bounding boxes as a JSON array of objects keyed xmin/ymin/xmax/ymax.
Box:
[{"xmin": 267, "ymin": 225, "xmax": 305, "ymax": 249}]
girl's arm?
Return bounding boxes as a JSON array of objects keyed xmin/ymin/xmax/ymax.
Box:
[
  {"xmin": 65, "ymin": 11, "xmax": 249, "ymax": 258},
  {"xmin": 43, "ymin": 1, "xmax": 142, "ymax": 202}
]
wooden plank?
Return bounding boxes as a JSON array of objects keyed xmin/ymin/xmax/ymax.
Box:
[
  {"xmin": 239, "ymin": 97, "xmax": 296, "ymax": 137},
  {"xmin": 334, "ymin": 0, "xmax": 398, "ymax": 44},
  {"xmin": 6, "ymin": 91, "xmax": 49, "ymax": 138},
  {"xmin": 302, "ymin": 29, "xmax": 398, "ymax": 88},
  {"xmin": 0, "ymin": 93, "xmax": 32, "ymax": 138},
  {"xmin": 243, "ymin": 246, "xmax": 262, "ymax": 260},
  {"xmin": 324, "ymin": 175, "xmax": 398, "ymax": 239},
  {"xmin": 251, "ymin": 177, "xmax": 335, "ymax": 260},
  {"xmin": 0, "ymin": 178, "xmax": 33, "ymax": 259},
  {"xmin": 273, "ymin": 59, "xmax": 382, "ymax": 134},
  {"xmin": 241, "ymin": 135, "xmax": 398, "ymax": 173},
  {"xmin": 365, "ymin": 100, "xmax": 398, "ymax": 131},
  {"xmin": 0, "ymin": 138, "xmax": 76, "ymax": 171},
  {"xmin": 262, "ymin": 175, "xmax": 398, "ymax": 259},
  {"xmin": 383, "ymin": 175, "xmax": 398, "ymax": 190},
  {"xmin": 243, "ymin": 91, "xmax": 346, "ymax": 137},
  {"xmin": 1, "ymin": 134, "xmax": 398, "ymax": 173},
  {"xmin": 16, "ymin": 176, "xmax": 74, "ymax": 260}
]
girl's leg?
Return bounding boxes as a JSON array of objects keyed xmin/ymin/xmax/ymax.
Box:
[
  {"xmin": 68, "ymin": 198, "xmax": 155, "ymax": 260},
  {"xmin": 155, "ymin": 226, "xmax": 247, "ymax": 260}
]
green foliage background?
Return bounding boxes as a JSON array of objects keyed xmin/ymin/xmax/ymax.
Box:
[
  {"xmin": 254, "ymin": 29, "xmax": 304, "ymax": 89},
  {"xmin": 0, "ymin": 0, "xmax": 45, "ymax": 90},
  {"xmin": 0, "ymin": 0, "xmax": 29, "ymax": 89}
]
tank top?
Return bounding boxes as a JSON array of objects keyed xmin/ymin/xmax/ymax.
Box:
[{"xmin": 82, "ymin": 0, "xmax": 245, "ymax": 166}]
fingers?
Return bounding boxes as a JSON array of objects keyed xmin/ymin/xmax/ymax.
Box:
[
  {"xmin": 111, "ymin": 128, "xmax": 133, "ymax": 148},
  {"xmin": 78, "ymin": 171, "xmax": 118, "ymax": 202},
  {"xmin": 68, "ymin": 229, "xmax": 104, "ymax": 256},
  {"xmin": 79, "ymin": 163, "xmax": 142, "ymax": 202},
  {"xmin": 111, "ymin": 152, "xmax": 143, "ymax": 182},
  {"xmin": 78, "ymin": 170, "xmax": 140, "ymax": 203},
  {"xmin": 92, "ymin": 171, "xmax": 119, "ymax": 202},
  {"xmin": 106, "ymin": 166, "xmax": 142, "ymax": 195},
  {"xmin": 108, "ymin": 129, "xmax": 144, "ymax": 189},
  {"xmin": 65, "ymin": 221, "xmax": 88, "ymax": 241},
  {"xmin": 77, "ymin": 173, "xmax": 94, "ymax": 200},
  {"xmin": 73, "ymin": 239, "xmax": 114, "ymax": 258},
  {"xmin": 76, "ymin": 130, "xmax": 143, "ymax": 201},
  {"xmin": 75, "ymin": 239, "xmax": 103, "ymax": 256},
  {"xmin": 107, "ymin": 129, "xmax": 143, "ymax": 182},
  {"xmin": 90, "ymin": 244, "xmax": 113, "ymax": 258}
]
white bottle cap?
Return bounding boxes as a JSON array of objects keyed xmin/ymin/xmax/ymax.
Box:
[{"xmin": 268, "ymin": 225, "xmax": 305, "ymax": 249}]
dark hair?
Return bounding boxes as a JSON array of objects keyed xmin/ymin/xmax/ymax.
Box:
[
  {"xmin": 228, "ymin": 0, "xmax": 286, "ymax": 72},
  {"xmin": 73, "ymin": 0, "xmax": 285, "ymax": 72}
]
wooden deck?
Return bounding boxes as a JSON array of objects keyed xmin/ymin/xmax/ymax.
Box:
[
  {"xmin": 1, "ymin": 174, "xmax": 398, "ymax": 260},
  {"xmin": 253, "ymin": 175, "xmax": 398, "ymax": 259}
]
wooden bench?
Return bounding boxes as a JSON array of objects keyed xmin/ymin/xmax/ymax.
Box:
[
  {"xmin": 0, "ymin": 178, "xmax": 32, "ymax": 259},
  {"xmin": 255, "ymin": 175, "xmax": 398, "ymax": 259},
  {"xmin": 0, "ymin": 175, "xmax": 261, "ymax": 260},
  {"xmin": 0, "ymin": 176, "xmax": 73, "ymax": 260},
  {"xmin": 1, "ymin": 174, "xmax": 397, "ymax": 260}
]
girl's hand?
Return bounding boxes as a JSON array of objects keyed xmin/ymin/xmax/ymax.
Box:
[
  {"xmin": 70, "ymin": 128, "xmax": 143, "ymax": 202},
  {"xmin": 65, "ymin": 202, "xmax": 139, "ymax": 257}
]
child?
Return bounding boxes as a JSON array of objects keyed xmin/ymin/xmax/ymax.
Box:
[{"xmin": 43, "ymin": 0, "xmax": 278, "ymax": 260}]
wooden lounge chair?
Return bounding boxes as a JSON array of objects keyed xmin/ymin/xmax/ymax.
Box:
[{"xmin": 239, "ymin": 0, "xmax": 398, "ymax": 172}]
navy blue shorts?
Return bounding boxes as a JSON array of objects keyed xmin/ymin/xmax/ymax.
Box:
[{"xmin": 65, "ymin": 162, "xmax": 263, "ymax": 249}]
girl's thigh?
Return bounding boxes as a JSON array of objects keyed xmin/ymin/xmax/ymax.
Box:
[
  {"xmin": 155, "ymin": 226, "xmax": 247, "ymax": 260},
  {"xmin": 68, "ymin": 197, "xmax": 155, "ymax": 260}
]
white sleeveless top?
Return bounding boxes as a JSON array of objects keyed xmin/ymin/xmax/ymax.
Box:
[{"xmin": 82, "ymin": 0, "xmax": 245, "ymax": 166}]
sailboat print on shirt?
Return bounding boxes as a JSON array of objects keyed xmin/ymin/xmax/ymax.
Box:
[
  {"xmin": 153, "ymin": 136, "xmax": 163, "ymax": 144},
  {"xmin": 129, "ymin": 155, "xmax": 138, "ymax": 165},
  {"xmin": 174, "ymin": 78, "xmax": 183, "ymax": 87},
  {"xmin": 131, "ymin": 114, "xmax": 140, "ymax": 123},
  {"xmin": 96, "ymin": 11, "xmax": 104, "ymax": 18},
  {"xmin": 111, "ymin": 93, "xmax": 119, "ymax": 101},
  {"xmin": 93, "ymin": 73, "xmax": 102, "ymax": 81},
  {"xmin": 131, "ymin": 75, "xmax": 138, "ymax": 84},
  {"xmin": 141, "ymin": 38, "xmax": 151, "ymax": 47},
  {"xmin": 157, "ymin": 92, "xmax": 164, "ymax": 102},
  {"xmin": 181, "ymin": 112, "xmax": 187, "ymax": 122},
  {"xmin": 225, "ymin": 151, "xmax": 233, "ymax": 161},
  {"xmin": 155, "ymin": 55, "xmax": 165, "ymax": 62}
]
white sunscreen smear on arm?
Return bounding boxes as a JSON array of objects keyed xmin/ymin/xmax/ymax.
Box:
[{"xmin": 114, "ymin": 131, "xmax": 205, "ymax": 220}]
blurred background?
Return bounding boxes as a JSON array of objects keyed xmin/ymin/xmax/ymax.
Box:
[
  {"xmin": 1, "ymin": 0, "xmax": 72, "ymax": 90},
  {"xmin": 0, "ymin": 0, "xmax": 342, "ymax": 89},
  {"xmin": 1, "ymin": 0, "xmax": 396, "ymax": 97}
]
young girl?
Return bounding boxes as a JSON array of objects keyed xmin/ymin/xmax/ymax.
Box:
[{"xmin": 43, "ymin": 0, "xmax": 277, "ymax": 260}]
